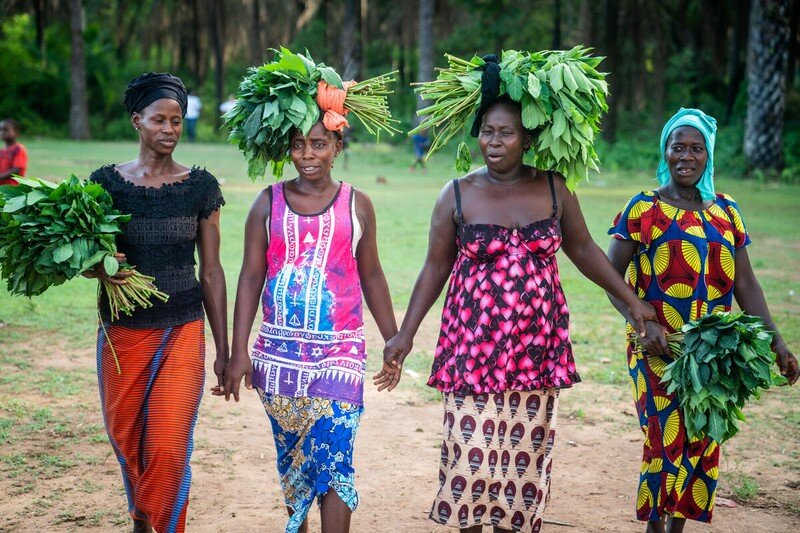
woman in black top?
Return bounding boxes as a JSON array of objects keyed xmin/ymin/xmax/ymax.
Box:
[{"xmin": 85, "ymin": 73, "xmax": 227, "ymax": 533}]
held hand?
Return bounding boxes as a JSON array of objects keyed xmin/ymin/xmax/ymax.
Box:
[
  {"xmin": 223, "ymin": 353, "xmax": 253, "ymax": 402},
  {"xmin": 628, "ymin": 299, "xmax": 658, "ymax": 338},
  {"xmin": 373, "ymin": 361, "xmax": 402, "ymax": 392},
  {"xmin": 209, "ymin": 350, "xmax": 230, "ymax": 397},
  {"xmin": 82, "ymin": 253, "xmax": 132, "ymax": 285},
  {"xmin": 638, "ymin": 320, "xmax": 670, "ymax": 357},
  {"xmin": 773, "ymin": 343, "xmax": 799, "ymax": 385},
  {"xmin": 373, "ymin": 333, "xmax": 413, "ymax": 392}
]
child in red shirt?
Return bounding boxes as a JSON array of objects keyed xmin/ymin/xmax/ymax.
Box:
[{"xmin": 0, "ymin": 119, "xmax": 27, "ymax": 185}]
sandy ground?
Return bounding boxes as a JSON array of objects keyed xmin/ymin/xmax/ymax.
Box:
[{"xmin": 1, "ymin": 314, "xmax": 798, "ymax": 532}]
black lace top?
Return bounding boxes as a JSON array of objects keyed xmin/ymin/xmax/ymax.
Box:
[{"xmin": 89, "ymin": 165, "xmax": 225, "ymax": 329}]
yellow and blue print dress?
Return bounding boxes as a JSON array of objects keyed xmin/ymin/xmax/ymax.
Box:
[{"xmin": 609, "ymin": 190, "xmax": 750, "ymax": 523}]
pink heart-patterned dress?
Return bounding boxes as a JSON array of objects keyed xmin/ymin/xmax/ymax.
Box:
[{"xmin": 428, "ymin": 180, "xmax": 580, "ymax": 395}]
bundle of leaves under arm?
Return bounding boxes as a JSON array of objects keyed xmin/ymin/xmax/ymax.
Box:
[
  {"xmin": 659, "ymin": 312, "xmax": 786, "ymax": 444},
  {"xmin": 224, "ymin": 47, "xmax": 399, "ymax": 180},
  {"xmin": 410, "ymin": 46, "xmax": 608, "ymax": 189},
  {"xmin": 0, "ymin": 176, "xmax": 167, "ymax": 322}
]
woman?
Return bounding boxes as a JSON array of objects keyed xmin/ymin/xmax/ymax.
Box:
[
  {"xmin": 86, "ymin": 72, "xmax": 228, "ymax": 533},
  {"xmin": 606, "ymin": 108, "xmax": 799, "ymax": 533},
  {"xmin": 379, "ymin": 59, "xmax": 656, "ymax": 532},
  {"xmin": 223, "ymin": 76, "xmax": 398, "ymax": 532}
]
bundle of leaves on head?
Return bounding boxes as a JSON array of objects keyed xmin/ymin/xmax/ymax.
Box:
[
  {"xmin": 224, "ymin": 47, "xmax": 400, "ymax": 180},
  {"xmin": 409, "ymin": 46, "xmax": 609, "ymax": 190},
  {"xmin": 656, "ymin": 312, "xmax": 786, "ymax": 444},
  {"xmin": 0, "ymin": 176, "xmax": 167, "ymax": 321}
]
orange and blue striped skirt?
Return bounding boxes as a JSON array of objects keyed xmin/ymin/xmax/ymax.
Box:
[{"xmin": 97, "ymin": 319, "xmax": 205, "ymax": 533}]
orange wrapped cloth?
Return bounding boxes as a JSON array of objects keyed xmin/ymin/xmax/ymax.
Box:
[{"xmin": 316, "ymin": 80, "xmax": 356, "ymax": 132}]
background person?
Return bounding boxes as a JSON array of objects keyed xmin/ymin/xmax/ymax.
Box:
[
  {"xmin": 0, "ymin": 118, "xmax": 27, "ymax": 185},
  {"xmin": 185, "ymin": 89, "xmax": 202, "ymax": 142}
]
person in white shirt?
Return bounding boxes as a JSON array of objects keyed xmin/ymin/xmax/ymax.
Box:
[
  {"xmin": 219, "ymin": 94, "xmax": 236, "ymax": 115},
  {"xmin": 185, "ymin": 90, "xmax": 202, "ymax": 142}
]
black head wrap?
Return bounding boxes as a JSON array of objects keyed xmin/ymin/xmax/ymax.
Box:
[
  {"xmin": 123, "ymin": 72, "xmax": 188, "ymax": 116},
  {"xmin": 469, "ymin": 54, "xmax": 502, "ymax": 137}
]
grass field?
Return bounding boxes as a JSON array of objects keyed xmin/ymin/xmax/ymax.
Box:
[{"xmin": 1, "ymin": 138, "xmax": 799, "ymax": 528}]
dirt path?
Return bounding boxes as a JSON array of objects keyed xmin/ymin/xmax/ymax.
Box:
[{"xmin": 1, "ymin": 315, "xmax": 798, "ymax": 532}]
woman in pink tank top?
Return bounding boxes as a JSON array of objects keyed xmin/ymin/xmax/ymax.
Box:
[{"xmin": 224, "ymin": 118, "xmax": 398, "ymax": 533}]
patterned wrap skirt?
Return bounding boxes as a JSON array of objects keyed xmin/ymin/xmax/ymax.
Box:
[
  {"xmin": 97, "ymin": 319, "xmax": 206, "ymax": 533},
  {"xmin": 430, "ymin": 389, "xmax": 559, "ymax": 533},
  {"xmin": 628, "ymin": 342, "xmax": 719, "ymax": 522},
  {"xmin": 259, "ymin": 392, "xmax": 363, "ymax": 533}
]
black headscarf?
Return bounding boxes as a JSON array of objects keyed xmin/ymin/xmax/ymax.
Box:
[
  {"xmin": 123, "ymin": 72, "xmax": 188, "ymax": 116},
  {"xmin": 469, "ymin": 54, "xmax": 502, "ymax": 137}
]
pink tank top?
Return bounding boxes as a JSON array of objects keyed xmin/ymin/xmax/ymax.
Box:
[{"xmin": 251, "ymin": 181, "xmax": 366, "ymax": 405}]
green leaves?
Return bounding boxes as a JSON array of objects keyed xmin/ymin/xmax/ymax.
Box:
[
  {"xmin": 661, "ymin": 312, "xmax": 780, "ymax": 445},
  {"xmin": 0, "ymin": 175, "xmax": 129, "ymax": 297},
  {"xmin": 318, "ymin": 66, "xmax": 344, "ymax": 89},
  {"xmin": 455, "ymin": 142, "xmax": 472, "ymax": 174},
  {"xmin": 226, "ymin": 48, "xmax": 397, "ymax": 181},
  {"xmin": 412, "ymin": 46, "xmax": 607, "ymax": 189}
]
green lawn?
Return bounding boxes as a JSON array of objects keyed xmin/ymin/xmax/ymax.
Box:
[{"xmin": 1, "ymin": 138, "xmax": 799, "ymax": 390}]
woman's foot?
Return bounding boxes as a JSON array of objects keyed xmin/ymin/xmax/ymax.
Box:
[{"xmin": 132, "ymin": 518, "xmax": 152, "ymax": 533}]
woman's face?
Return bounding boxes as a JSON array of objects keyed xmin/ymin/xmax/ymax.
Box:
[
  {"xmin": 665, "ymin": 126, "xmax": 708, "ymax": 188},
  {"xmin": 478, "ymin": 102, "xmax": 531, "ymax": 173},
  {"xmin": 132, "ymin": 98, "xmax": 183, "ymax": 155},
  {"xmin": 290, "ymin": 121, "xmax": 342, "ymax": 181}
]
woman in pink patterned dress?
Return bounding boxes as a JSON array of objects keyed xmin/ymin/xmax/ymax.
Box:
[
  {"xmin": 223, "ymin": 116, "xmax": 398, "ymax": 533},
  {"xmin": 378, "ymin": 98, "xmax": 656, "ymax": 533}
]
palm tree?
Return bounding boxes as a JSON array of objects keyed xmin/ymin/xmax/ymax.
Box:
[{"xmin": 744, "ymin": 0, "xmax": 790, "ymax": 171}]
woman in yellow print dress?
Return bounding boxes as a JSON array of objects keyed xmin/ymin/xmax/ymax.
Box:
[{"xmin": 606, "ymin": 108, "xmax": 798, "ymax": 533}]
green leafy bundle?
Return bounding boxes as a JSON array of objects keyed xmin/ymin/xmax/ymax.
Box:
[
  {"xmin": 661, "ymin": 312, "xmax": 786, "ymax": 444},
  {"xmin": 224, "ymin": 47, "xmax": 399, "ymax": 180},
  {"xmin": 410, "ymin": 46, "xmax": 608, "ymax": 190},
  {"xmin": 0, "ymin": 176, "xmax": 168, "ymax": 322}
]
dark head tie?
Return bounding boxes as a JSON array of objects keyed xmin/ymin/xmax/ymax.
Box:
[
  {"xmin": 123, "ymin": 73, "xmax": 188, "ymax": 117},
  {"xmin": 470, "ymin": 54, "xmax": 502, "ymax": 137}
]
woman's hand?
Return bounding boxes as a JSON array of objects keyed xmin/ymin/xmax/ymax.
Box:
[
  {"xmin": 209, "ymin": 349, "xmax": 229, "ymax": 396},
  {"xmin": 627, "ymin": 298, "xmax": 658, "ymax": 338},
  {"xmin": 374, "ymin": 332, "xmax": 413, "ymax": 392},
  {"xmin": 638, "ymin": 320, "xmax": 670, "ymax": 357},
  {"xmin": 773, "ymin": 342, "xmax": 799, "ymax": 385},
  {"xmin": 222, "ymin": 352, "xmax": 253, "ymax": 401},
  {"xmin": 81, "ymin": 252, "xmax": 132, "ymax": 285}
]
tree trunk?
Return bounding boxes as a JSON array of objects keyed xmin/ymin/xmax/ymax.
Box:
[
  {"xmin": 416, "ymin": 0, "xmax": 435, "ymax": 113},
  {"xmin": 744, "ymin": 0, "xmax": 790, "ymax": 171},
  {"xmin": 210, "ymin": 0, "xmax": 226, "ymax": 121},
  {"xmin": 249, "ymin": 0, "xmax": 262, "ymax": 64},
  {"xmin": 192, "ymin": 0, "xmax": 204, "ymax": 86},
  {"xmin": 725, "ymin": 0, "xmax": 750, "ymax": 123},
  {"xmin": 787, "ymin": 0, "xmax": 799, "ymax": 86},
  {"xmin": 68, "ymin": 0, "xmax": 90, "ymax": 140},
  {"xmin": 578, "ymin": 0, "xmax": 595, "ymax": 46},
  {"xmin": 602, "ymin": 0, "xmax": 620, "ymax": 142},
  {"xmin": 627, "ymin": 0, "xmax": 645, "ymax": 111},
  {"xmin": 651, "ymin": 3, "xmax": 668, "ymax": 125},
  {"xmin": 341, "ymin": 0, "xmax": 362, "ymax": 80},
  {"xmin": 552, "ymin": 0, "xmax": 562, "ymax": 49},
  {"xmin": 33, "ymin": 0, "xmax": 46, "ymax": 62}
]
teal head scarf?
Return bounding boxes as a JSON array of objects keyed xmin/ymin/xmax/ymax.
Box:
[{"xmin": 657, "ymin": 108, "xmax": 717, "ymax": 201}]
